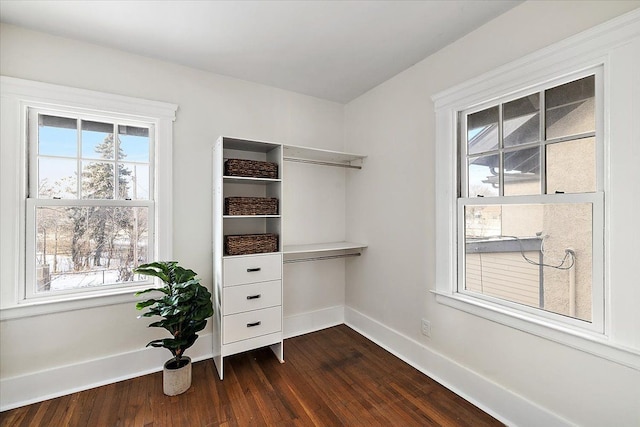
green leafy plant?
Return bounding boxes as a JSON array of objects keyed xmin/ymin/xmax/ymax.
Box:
[{"xmin": 134, "ymin": 261, "xmax": 214, "ymax": 369}]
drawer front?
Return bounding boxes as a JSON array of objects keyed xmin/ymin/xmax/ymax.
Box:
[
  {"xmin": 223, "ymin": 280, "xmax": 281, "ymax": 315},
  {"xmin": 223, "ymin": 253, "xmax": 282, "ymax": 286},
  {"xmin": 223, "ymin": 306, "xmax": 282, "ymax": 344}
]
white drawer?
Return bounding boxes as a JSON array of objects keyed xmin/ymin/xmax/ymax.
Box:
[
  {"xmin": 223, "ymin": 253, "xmax": 282, "ymax": 286},
  {"xmin": 223, "ymin": 280, "xmax": 281, "ymax": 315},
  {"xmin": 223, "ymin": 306, "xmax": 282, "ymax": 344}
]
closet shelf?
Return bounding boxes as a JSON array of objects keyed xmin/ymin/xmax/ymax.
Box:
[
  {"xmin": 223, "ymin": 176, "xmax": 281, "ymax": 184},
  {"xmin": 223, "ymin": 215, "xmax": 281, "ymax": 219},
  {"xmin": 283, "ymin": 241, "xmax": 367, "ymax": 255},
  {"xmin": 283, "ymin": 144, "xmax": 366, "ymax": 168}
]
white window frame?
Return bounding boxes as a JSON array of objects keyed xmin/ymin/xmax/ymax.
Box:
[
  {"xmin": 456, "ymin": 68, "xmax": 605, "ymax": 334},
  {"xmin": 432, "ymin": 11, "xmax": 640, "ymax": 369},
  {"xmin": 25, "ymin": 107, "xmax": 157, "ymax": 301},
  {"xmin": 0, "ymin": 77, "xmax": 177, "ymax": 319}
]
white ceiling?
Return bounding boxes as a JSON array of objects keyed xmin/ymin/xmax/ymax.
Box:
[{"xmin": 0, "ymin": 0, "xmax": 521, "ymax": 103}]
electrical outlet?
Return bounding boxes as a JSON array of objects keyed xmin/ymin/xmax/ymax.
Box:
[{"xmin": 421, "ymin": 319, "xmax": 431, "ymax": 337}]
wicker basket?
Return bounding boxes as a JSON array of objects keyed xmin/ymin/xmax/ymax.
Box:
[
  {"xmin": 225, "ymin": 233, "xmax": 278, "ymax": 256},
  {"xmin": 225, "ymin": 197, "xmax": 278, "ymax": 216},
  {"xmin": 224, "ymin": 158, "xmax": 278, "ymax": 179}
]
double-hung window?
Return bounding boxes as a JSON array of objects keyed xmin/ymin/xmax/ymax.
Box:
[
  {"xmin": 0, "ymin": 77, "xmax": 176, "ymax": 315},
  {"xmin": 458, "ymin": 70, "xmax": 603, "ymax": 332},
  {"xmin": 433, "ymin": 10, "xmax": 640, "ymax": 369},
  {"xmin": 26, "ymin": 109, "xmax": 155, "ymax": 299}
]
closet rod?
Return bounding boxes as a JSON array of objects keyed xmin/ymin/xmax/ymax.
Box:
[
  {"xmin": 283, "ymin": 157, "xmax": 362, "ymax": 170},
  {"xmin": 283, "ymin": 253, "xmax": 361, "ymax": 264}
]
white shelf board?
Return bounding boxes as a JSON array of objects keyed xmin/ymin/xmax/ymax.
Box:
[
  {"xmin": 223, "ymin": 252, "xmax": 282, "ymax": 260},
  {"xmin": 283, "ymin": 144, "xmax": 366, "ymax": 164},
  {"xmin": 223, "ymin": 215, "xmax": 281, "ymax": 219},
  {"xmin": 223, "ymin": 176, "xmax": 281, "ymax": 184},
  {"xmin": 222, "ymin": 136, "xmax": 280, "ymax": 152},
  {"xmin": 283, "ymin": 241, "xmax": 367, "ymax": 255}
]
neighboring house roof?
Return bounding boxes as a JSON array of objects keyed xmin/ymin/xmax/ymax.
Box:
[{"xmin": 468, "ymin": 94, "xmax": 591, "ymax": 185}]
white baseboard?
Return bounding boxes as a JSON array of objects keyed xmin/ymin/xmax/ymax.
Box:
[
  {"xmin": 0, "ymin": 306, "xmax": 344, "ymax": 411},
  {"xmin": 344, "ymin": 306, "xmax": 572, "ymax": 427},
  {"xmin": 283, "ymin": 305, "xmax": 344, "ymax": 339},
  {"xmin": 0, "ymin": 334, "xmax": 213, "ymax": 412},
  {"xmin": 2, "ymin": 305, "xmax": 564, "ymax": 425}
]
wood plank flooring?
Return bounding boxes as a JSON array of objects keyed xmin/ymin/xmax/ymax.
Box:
[{"xmin": 1, "ymin": 325, "xmax": 502, "ymax": 426}]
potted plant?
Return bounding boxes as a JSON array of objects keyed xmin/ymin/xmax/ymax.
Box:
[{"xmin": 134, "ymin": 261, "xmax": 214, "ymax": 396}]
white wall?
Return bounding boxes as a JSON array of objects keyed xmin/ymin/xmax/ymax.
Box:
[
  {"xmin": 0, "ymin": 23, "xmax": 347, "ymax": 409},
  {"xmin": 345, "ymin": 1, "xmax": 640, "ymax": 426},
  {"xmin": 3, "ymin": 1, "xmax": 640, "ymax": 423}
]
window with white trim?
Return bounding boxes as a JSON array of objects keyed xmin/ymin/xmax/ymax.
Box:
[
  {"xmin": 457, "ymin": 70, "xmax": 604, "ymax": 332},
  {"xmin": 26, "ymin": 109, "xmax": 155, "ymax": 299},
  {"xmin": 0, "ymin": 76, "xmax": 176, "ymax": 315},
  {"xmin": 433, "ymin": 11, "xmax": 640, "ymax": 369}
]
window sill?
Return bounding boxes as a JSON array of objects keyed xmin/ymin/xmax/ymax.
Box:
[
  {"xmin": 0, "ymin": 284, "xmax": 158, "ymax": 320},
  {"xmin": 432, "ymin": 290, "xmax": 640, "ymax": 371}
]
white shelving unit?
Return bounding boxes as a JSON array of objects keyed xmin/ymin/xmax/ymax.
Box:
[
  {"xmin": 213, "ymin": 137, "xmax": 284, "ymax": 380},
  {"xmin": 213, "ymin": 136, "xmax": 366, "ymax": 380}
]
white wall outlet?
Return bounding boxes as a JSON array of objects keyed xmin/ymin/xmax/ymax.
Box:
[{"xmin": 421, "ymin": 319, "xmax": 431, "ymax": 337}]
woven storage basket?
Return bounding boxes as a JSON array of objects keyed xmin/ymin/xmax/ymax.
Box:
[
  {"xmin": 225, "ymin": 233, "xmax": 278, "ymax": 256},
  {"xmin": 224, "ymin": 159, "xmax": 278, "ymax": 179},
  {"xmin": 224, "ymin": 197, "xmax": 278, "ymax": 216}
]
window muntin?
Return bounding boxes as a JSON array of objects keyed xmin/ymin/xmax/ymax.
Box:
[
  {"xmin": 458, "ymin": 70, "xmax": 602, "ymax": 329},
  {"xmin": 28, "ymin": 109, "xmax": 155, "ymax": 299}
]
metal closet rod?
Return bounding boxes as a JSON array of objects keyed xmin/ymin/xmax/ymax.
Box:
[
  {"xmin": 283, "ymin": 157, "xmax": 362, "ymax": 170},
  {"xmin": 283, "ymin": 252, "xmax": 361, "ymax": 264}
]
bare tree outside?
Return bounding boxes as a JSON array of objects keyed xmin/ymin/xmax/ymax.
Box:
[{"xmin": 35, "ymin": 116, "xmax": 150, "ymax": 293}]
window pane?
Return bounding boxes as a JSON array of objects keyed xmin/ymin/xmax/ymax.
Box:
[
  {"xmin": 464, "ymin": 205, "xmax": 503, "ymax": 238},
  {"xmin": 503, "ymin": 147, "xmax": 540, "ymax": 196},
  {"xmin": 120, "ymin": 163, "xmax": 149, "ymax": 200},
  {"xmin": 467, "ymin": 106, "xmax": 499, "ymax": 155},
  {"xmin": 38, "ymin": 115, "xmax": 77, "ymax": 157},
  {"xmin": 118, "ymin": 125, "xmax": 149, "ymax": 162},
  {"xmin": 541, "ymin": 203, "xmax": 592, "ymax": 322},
  {"xmin": 82, "ymin": 161, "xmax": 114, "ymax": 199},
  {"xmin": 546, "ymin": 137, "xmax": 595, "ymax": 194},
  {"xmin": 464, "ymin": 203, "xmax": 592, "ymax": 322},
  {"xmin": 82, "ymin": 120, "xmax": 115, "ymax": 160},
  {"xmin": 34, "ymin": 206, "xmax": 149, "ymax": 293},
  {"xmin": 38, "ymin": 157, "xmax": 77, "ymax": 198},
  {"xmin": 503, "ymin": 94, "xmax": 540, "ymax": 147},
  {"xmin": 468, "ymin": 154, "xmax": 499, "ymax": 197},
  {"xmin": 545, "ymin": 76, "xmax": 595, "ymax": 140}
]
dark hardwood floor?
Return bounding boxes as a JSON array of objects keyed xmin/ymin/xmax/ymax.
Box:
[{"xmin": 1, "ymin": 325, "xmax": 502, "ymax": 426}]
